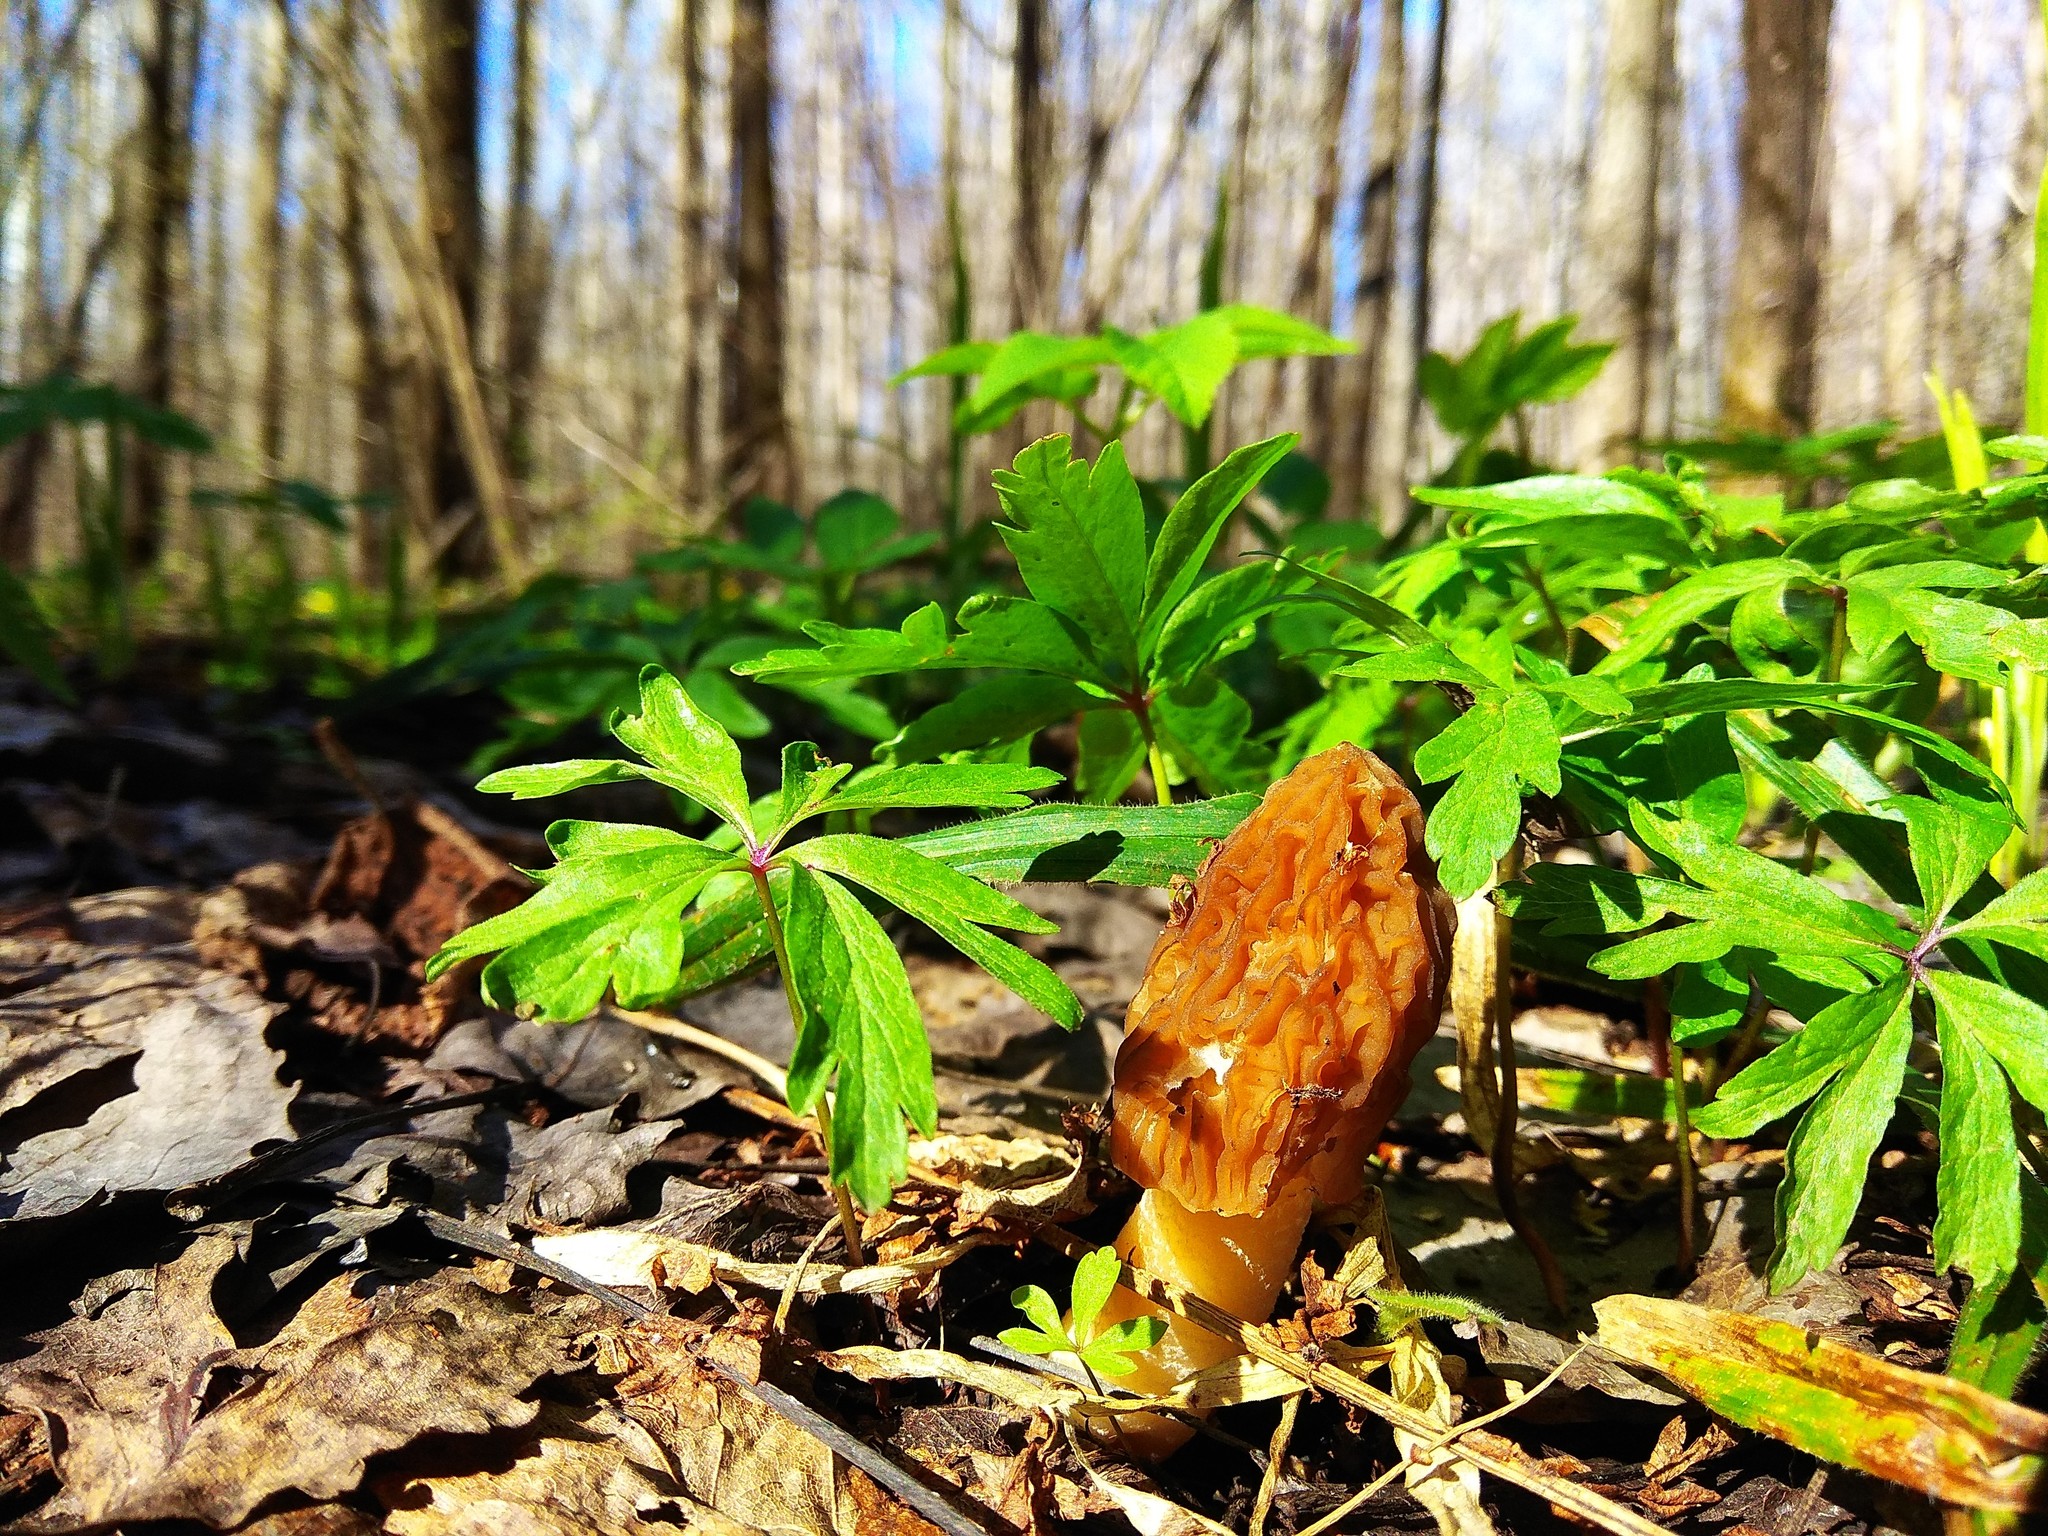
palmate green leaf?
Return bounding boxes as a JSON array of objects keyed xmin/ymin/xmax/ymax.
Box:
[
  {"xmin": 782, "ymin": 863, "xmax": 840, "ymax": 1114},
  {"xmin": 996, "ymin": 1325, "xmax": 1069, "ymax": 1356},
  {"xmin": 797, "ymin": 833, "xmax": 1083, "ymax": 1029},
  {"xmin": 1497, "ymin": 862, "xmax": 1700, "ymax": 937},
  {"xmin": 471, "ymin": 758, "xmax": 651, "ymax": 799},
  {"xmin": 787, "ymin": 867, "xmax": 938, "ymax": 1210},
  {"xmin": 1590, "ymin": 559, "xmax": 1796, "ymax": 674},
  {"xmin": 1922, "ymin": 971, "xmax": 2048, "ymax": 1115},
  {"xmin": 1209, "ymin": 303, "xmax": 1349, "ymax": 361},
  {"xmin": 1081, "ymin": 1319, "xmax": 1168, "ymax": 1376},
  {"xmin": 823, "ymin": 762, "xmax": 1062, "ymax": 814},
  {"xmin": 1693, "ymin": 974, "xmax": 1912, "ymax": 1140},
  {"xmin": 1768, "ymin": 991, "xmax": 1914, "ymax": 1290},
  {"xmin": 1003, "ymin": 1281, "xmax": 1069, "ymax": 1347},
  {"xmin": 1334, "ymin": 641, "xmax": 1495, "ymax": 693},
  {"xmin": 1561, "ymin": 708, "xmax": 1747, "ymax": 841},
  {"xmin": 427, "ymin": 826, "xmax": 742, "ymax": 1022},
  {"xmin": 1273, "ymin": 553, "xmax": 1439, "ymax": 650},
  {"xmin": 964, "ymin": 332, "xmax": 1115, "ymax": 417},
  {"xmin": 1933, "ymin": 1006, "xmax": 2023, "ymax": 1286},
  {"xmin": 1140, "ymin": 434, "xmax": 1298, "ymax": 655},
  {"xmin": 737, "ymin": 595, "xmax": 1097, "ymax": 685},
  {"xmin": 763, "ymin": 742, "xmax": 853, "ymax": 846},
  {"xmin": 993, "ymin": 436, "xmax": 1146, "ymax": 681},
  {"xmin": 900, "ymin": 796, "xmax": 1257, "ymax": 885},
  {"xmin": 1105, "ymin": 313, "xmax": 1238, "ymax": 427},
  {"xmin": 610, "ymin": 665, "xmax": 755, "ymax": 833},
  {"xmin": 1413, "ymin": 690, "xmax": 1562, "ymax": 899},
  {"xmin": 890, "ymin": 339, "xmax": 998, "ymax": 384}
]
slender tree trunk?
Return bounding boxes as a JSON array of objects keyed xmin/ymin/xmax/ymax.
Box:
[
  {"xmin": 501, "ymin": 0, "xmax": 544, "ymax": 485},
  {"xmin": 723, "ymin": 0, "xmax": 797, "ymax": 514},
  {"xmin": 1402, "ymin": 0, "xmax": 1452, "ymax": 482},
  {"xmin": 1333, "ymin": 0, "xmax": 1404, "ymax": 521},
  {"xmin": 1571, "ymin": 0, "xmax": 1673, "ymax": 470},
  {"xmin": 124, "ymin": 0, "xmax": 197, "ymax": 567},
  {"xmin": 1881, "ymin": 0, "xmax": 1924, "ymax": 420},
  {"xmin": 1276, "ymin": 0, "xmax": 1363, "ymax": 465},
  {"xmin": 1721, "ymin": 0, "xmax": 1834, "ymax": 437},
  {"xmin": 1010, "ymin": 0, "xmax": 1051, "ymax": 331},
  {"xmin": 332, "ymin": 0, "xmax": 398, "ymax": 588},
  {"xmin": 413, "ymin": 0, "xmax": 487, "ymax": 574},
  {"xmin": 674, "ymin": 0, "xmax": 708, "ymax": 510},
  {"xmin": 253, "ymin": 0, "xmax": 292, "ymax": 474}
]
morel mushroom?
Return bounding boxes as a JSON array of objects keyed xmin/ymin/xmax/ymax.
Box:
[{"xmin": 1089, "ymin": 743, "xmax": 1454, "ymax": 1455}]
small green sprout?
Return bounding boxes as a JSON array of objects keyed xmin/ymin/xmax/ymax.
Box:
[{"xmin": 1001, "ymin": 1245, "xmax": 1167, "ymax": 1391}]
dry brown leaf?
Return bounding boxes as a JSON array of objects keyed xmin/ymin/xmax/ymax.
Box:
[
  {"xmin": 605, "ymin": 1329, "xmax": 936, "ymax": 1536},
  {"xmin": 0, "ymin": 973, "xmax": 288, "ymax": 1222},
  {"xmin": 531, "ymin": 1227, "xmax": 993, "ymax": 1300},
  {"xmin": 377, "ymin": 1402, "xmax": 698, "ymax": 1536},
  {"xmin": 2, "ymin": 1271, "xmax": 578, "ymax": 1530}
]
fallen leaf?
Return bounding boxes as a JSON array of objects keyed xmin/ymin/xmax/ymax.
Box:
[
  {"xmin": 378, "ymin": 1402, "xmax": 696, "ymax": 1535},
  {"xmin": 0, "ymin": 974, "xmax": 288, "ymax": 1222},
  {"xmin": 2, "ymin": 1271, "xmax": 580, "ymax": 1529},
  {"xmin": 530, "ymin": 1227, "xmax": 994, "ymax": 1299},
  {"xmin": 1596, "ymin": 1293, "xmax": 2048, "ymax": 1511}
]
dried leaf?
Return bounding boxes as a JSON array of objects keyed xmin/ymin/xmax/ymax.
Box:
[
  {"xmin": 2, "ymin": 1273, "xmax": 579, "ymax": 1528},
  {"xmin": 1596, "ymin": 1293, "xmax": 2048, "ymax": 1511},
  {"xmin": 530, "ymin": 1227, "xmax": 993, "ymax": 1299},
  {"xmin": 0, "ymin": 975, "xmax": 288, "ymax": 1222}
]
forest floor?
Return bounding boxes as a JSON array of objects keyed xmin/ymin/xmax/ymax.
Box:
[{"xmin": 0, "ymin": 666, "xmax": 1984, "ymax": 1536}]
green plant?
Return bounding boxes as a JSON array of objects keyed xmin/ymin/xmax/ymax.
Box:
[
  {"xmin": 0, "ymin": 373, "xmax": 213, "ymax": 672},
  {"xmin": 738, "ymin": 434, "xmax": 1303, "ymax": 805},
  {"xmin": 427, "ymin": 666, "xmax": 1247, "ymax": 1228},
  {"xmin": 1417, "ymin": 312, "xmax": 1612, "ymax": 489},
  {"xmin": 1002, "ymin": 1245, "xmax": 1167, "ymax": 1389}
]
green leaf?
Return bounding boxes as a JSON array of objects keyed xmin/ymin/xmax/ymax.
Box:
[
  {"xmin": 611, "ymin": 667, "xmax": 756, "ymax": 836},
  {"xmin": 1079, "ymin": 1323, "xmax": 1165, "ymax": 1375},
  {"xmin": 1413, "ymin": 690, "xmax": 1562, "ymax": 899},
  {"xmin": 1921, "ymin": 971, "xmax": 2048, "ymax": 1116},
  {"xmin": 900, "ymin": 796, "xmax": 1258, "ymax": 885},
  {"xmin": 993, "ymin": 436, "xmax": 1146, "ymax": 680},
  {"xmin": 967, "ymin": 333, "xmax": 1115, "ymax": 417},
  {"xmin": 997, "ymin": 1326, "xmax": 1068, "ymax": 1356},
  {"xmin": 1933, "ymin": 1006, "xmax": 2023, "ymax": 1286},
  {"xmin": 1890, "ymin": 796, "xmax": 2009, "ymax": 927},
  {"xmin": 1768, "ymin": 995, "xmax": 1913, "ymax": 1289},
  {"xmin": 761, "ymin": 742, "xmax": 853, "ymax": 847},
  {"xmin": 884, "ymin": 676, "xmax": 1095, "ymax": 764},
  {"xmin": 1069, "ymin": 1246, "xmax": 1123, "ymax": 1342},
  {"xmin": 1010, "ymin": 1283, "xmax": 1068, "ymax": 1341},
  {"xmin": 1140, "ymin": 434, "xmax": 1298, "ymax": 652},
  {"xmin": 1335, "ymin": 640, "xmax": 1496, "ymax": 692},
  {"xmin": 474, "ymin": 758, "xmax": 649, "ymax": 799},
  {"xmin": 1154, "ymin": 677, "xmax": 1270, "ymax": 796},
  {"xmin": 1273, "ymin": 554, "xmax": 1438, "ymax": 649},
  {"xmin": 1693, "ymin": 974, "xmax": 1912, "ymax": 1140},
  {"xmin": 1106, "ymin": 313, "xmax": 1238, "ymax": 426},
  {"xmin": 781, "ymin": 863, "xmax": 840, "ymax": 1112},
  {"xmin": 1985, "ymin": 433, "xmax": 2048, "ymax": 462},
  {"xmin": 428, "ymin": 829, "xmax": 743, "ymax": 1021},
  {"xmin": 796, "ymin": 834, "xmax": 1082, "ymax": 1029},
  {"xmin": 1590, "ymin": 560, "xmax": 1796, "ymax": 675},
  {"xmin": 890, "ymin": 339, "xmax": 998, "ymax": 385},
  {"xmin": 1210, "ymin": 303, "xmax": 1350, "ymax": 360},
  {"xmin": 799, "ymin": 868, "xmax": 940, "ymax": 1208},
  {"xmin": 0, "ymin": 567, "xmax": 71, "ymax": 701},
  {"xmin": 1076, "ymin": 707, "xmax": 1148, "ymax": 804},
  {"xmin": 822, "ymin": 762, "xmax": 1063, "ymax": 815},
  {"xmin": 1944, "ymin": 867, "xmax": 2048, "ymax": 958}
]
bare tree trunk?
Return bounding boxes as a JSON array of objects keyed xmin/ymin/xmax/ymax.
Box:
[
  {"xmin": 1571, "ymin": 0, "xmax": 1672, "ymax": 470},
  {"xmin": 1010, "ymin": 0, "xmax": 1051, "ymax": 331},
  {"xmin": 1334, "ymin": 0, "xmax": 1403, "ymax": 520},
  {"xmin": 501, "ymin": 0, "xmax": 543, "ymax": 485},
  {"xmin": 413, "ymin": 0, "xmax": 488, "ymax": 574},
  {"xmin": 723, "ymin": 0, "xmax": 797, "ymax": 515},
  {"xmin": 331, "ymin": 0, "xmax": 398, "ymax": 589},
  {"xmin": 124, "ymin": 0, "xmax": 198, "ymax": 567},
  {"xmin": 1402, "ymin": 0, "xmax": 1452, "ymax": 482},
  {"xmin": 1880, "ymin": 0, "xmax": 1924, "ymax": 420},
  {"xmin": 1276, "ymin": 0, "xmax": 1363, "ymax": 466},
  {"xmin": 253, "ymin": 0, "xmax": 292, "ymax": 474},
  {"xmin": 674, "ymin": 0, "xmax": 709, "ymax": 510},
  {"xmin": 1721, "ymin": 0, "xmax": 1834, "ymax": 437}
]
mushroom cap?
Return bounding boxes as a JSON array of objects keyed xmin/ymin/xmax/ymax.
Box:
[{"xmin": 1110, "ymin": 743, "xmax": 1455, "ymax": 1218}]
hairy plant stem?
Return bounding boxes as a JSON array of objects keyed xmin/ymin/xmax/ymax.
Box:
[
  {"xmin": 1135, "ymin": 704, "xmax": 1173, "ymax": 806},
  {"xmin": 750, "ymin": 863, "xmax": 864, "ymax": 1265}
]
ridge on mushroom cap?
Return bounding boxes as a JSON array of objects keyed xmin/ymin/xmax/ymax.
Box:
[{"xmin": 1109, "ymin": 742, "xmax": 1455, "ymax": 1218}]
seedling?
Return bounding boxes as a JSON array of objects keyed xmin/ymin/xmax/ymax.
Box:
[{"xmin": 1001, "ymin": 1245, "xmax": 1167, "ymax": 1393}]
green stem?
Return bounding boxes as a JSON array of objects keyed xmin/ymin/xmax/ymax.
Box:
[
  {"xmin": 1800, "ymin": 589, "xmax": 1849, "ymax": 876},
  {"xmin": 1523, "ymin": 556, "xmax": 1570, "ymax": 655},
  {"xmin": 751, "ymin": 864, "xmax": 865, "ymax": 1265},
  {"xmin": 1137, "ymin": 706, "xmax": 1173, "ymax": 807}
]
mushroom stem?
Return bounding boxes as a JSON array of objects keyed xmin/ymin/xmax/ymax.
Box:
[{"xmin": 1087, "ymin": 1184, "xmax": 1314, "ymax": 1458}]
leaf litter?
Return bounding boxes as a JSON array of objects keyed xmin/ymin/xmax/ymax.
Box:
[{"xmin": 0, "ymin": 702, "xmax": 2039, "ymax": 1533}]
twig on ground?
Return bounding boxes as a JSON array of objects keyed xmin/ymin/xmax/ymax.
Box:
[
  {"xmin": 774, "ymin": 1217, "xmax": 839, "ymax": 1334},
  {"xmin": 1035, "ymin": 1226, "xmax": 1668, "ymax": 1536},
  {"xmin": 1248, "ymin": 1391, "xmax": 1301, "ymax": 1536},
  {"xmin": 416, "ymin": 1207, "xmax": 986, "ymax": 1536},
  {"xmin": 611, "ymin": 1005, "xmax": 792, "ymax": 1099}
]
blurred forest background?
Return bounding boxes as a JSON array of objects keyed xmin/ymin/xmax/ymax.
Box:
[{"xmin": 0, "ymin": 0, "xmax": 2041, "ymax": 597}]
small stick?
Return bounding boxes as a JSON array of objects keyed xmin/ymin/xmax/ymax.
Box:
[
  {"xmin": 1248, "ymin": 1391, "xmax": 1301, "ymax": 1536},
  {"xmin": 1493, "ymin": 974, "xmax": 1569, "ymax": 1317},
  {"xmin": 612, "ymin": 1005, "xmax": 792, "ymax": 1099},
  {"xmin": 774, "ymin": 1217, "xmax": 839, "ymax": 1334},
  {"xmin": 1033, "ymin": 1228, "xmax": 1668, "ymax": 1536}
]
